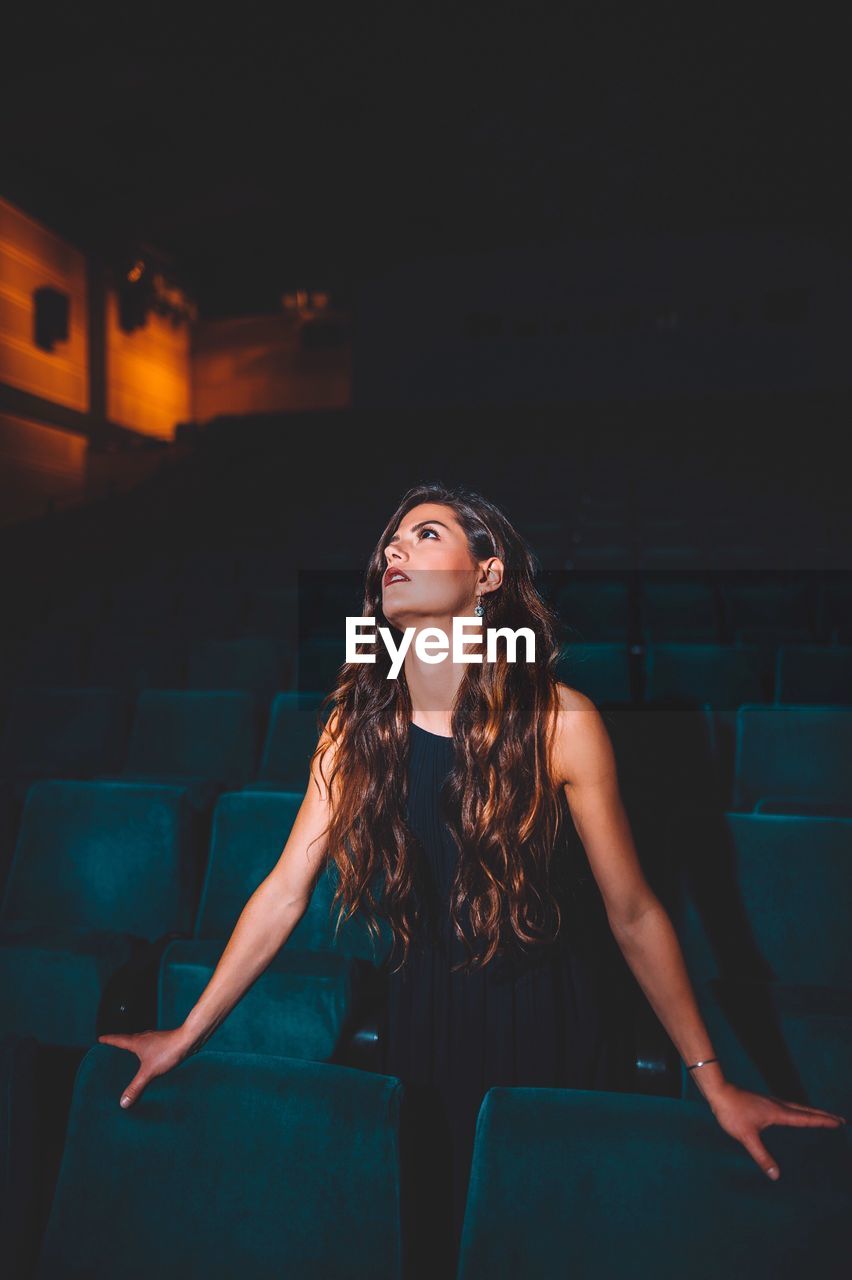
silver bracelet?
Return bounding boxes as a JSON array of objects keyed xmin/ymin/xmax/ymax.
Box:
[{"xmin": 686, "ymin": 1055, "xmax": 719, "ymax": 1071}]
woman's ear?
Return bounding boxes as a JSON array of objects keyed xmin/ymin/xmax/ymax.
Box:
[{"xmin": 481, "ymin": 558, "xmax": 504, "ymax": 590}]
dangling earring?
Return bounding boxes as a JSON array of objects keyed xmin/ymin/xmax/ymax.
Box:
[{"xmin": 474, "ymin": 592, "xmax": 485, "ymax": 617}]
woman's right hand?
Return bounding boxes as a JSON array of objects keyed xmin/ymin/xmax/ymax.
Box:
[{"xmin": 97, "ymin": 1027, "xmax": 193, "ymax": 1109}]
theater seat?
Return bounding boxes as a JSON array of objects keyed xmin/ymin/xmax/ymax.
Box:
[
  {"xmin": 732, "ymin": 704, "xmax": 852, "ymax": 813},
  {"xmin": 243, "ymin": 691, "xmax": 326, "ymax": 792},
  {"xmin": 158, "ymin": 791, "xmax": 391, "ymax": 1062},
  {"xmin": 671, "ymin": 812, "xmax": 852, "ymax": 1123},
  {"xmin": 35, "ymin": 1046, "xmax": 407, "ymax": 1279},
  {"xmin": 775, "ymin": 644, "xmax": 852, "ymax": 705},
  {"xmin": 557, "ymin": 642, "xmax": 632, "ymax": 704},
  {"xmin": 681, "ymin": 978, "xmax": 852, "ymax": 1117},
  {"xmin": 187, "ymin": 635, "xmax": 288, "ymax": 695},
  {"xmin": 0, "ymin": 781, "xmax": 197, "ymax": 1048},
  {"xmin": 99, "ymin": 689, "xmax": 263, "ymax": 812},
  {"xmin": 644, "ymin": 642, "xmax": 768, "ymax": 707},
  {"xmin": 671, "ymin": 812, "xmax": 852, "ymax": 990},
  {"xmin": 457, "ymin": 1088, "xmax": 851, "ymax": 1279}
]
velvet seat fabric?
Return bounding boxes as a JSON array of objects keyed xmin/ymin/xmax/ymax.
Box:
[
  {"xmin": 775, "ymin": 644, "xmax": 852, "ymax": 704},
  {"xmin": 645, "ymin": 642, "xmax": 768, "ymax": 706},
  {"xmin": 457, "ymin": 1087, "xmax": 852, "ymax": 1280},
  {"xmin": 681, "ymin": 978, "xmax": 852, "ymax": 1116},
  {"xmin": 158, "ymin": 790, "xmax": 391, "ymax": 1058},
  {"xmin": 121, "ymin": 689, "xmax": 262, "ymax": 785},
  {"xmin": 36, "ymin": 1046, "xmax": 407, "ymax": 1279},
  {"xmin": 556, "ymin": 641, "xmax": 632, "ymax": 704},
  {"xmin": 243, "ymin": 691, "xmax": 326, "ymax": 791},
  {"xmin": 672, "ymin": 812, "xmax": 852, "ymax": 989},
  {"xmin": 671, "ymin": 812, "xmax": 852, "ymax": 1128},
  {"xmin": 0, "ymin": 780, "xmax": 197, "ymax": 1048},
  {"xmin": 732, "ymin": 704, "xmax": 852, "ymax": 811}
]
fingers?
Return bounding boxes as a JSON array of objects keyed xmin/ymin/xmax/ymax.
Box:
[
  {"xmin": 97, "ymin": 1034, "xmax": 134, "ymax": 1051},
  {"xmin": 771, "ymin": 1108, "xmax": 845, "ymax": 1128},
  {"xmin": 118, "ymin": 1072, "xmax": 149, "ymax": 1109},
  {"xmin": 741, "ymin": 1131, "xmax": 780, "ymax": 1181},
  {"xmin": 769, "ymin": 1097, "xmax": 847, "ymax": 1125}
]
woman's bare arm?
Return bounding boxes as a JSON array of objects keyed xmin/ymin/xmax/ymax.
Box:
[
  {"xmin": 99, "ymin": 714, "xmax": 341, "ymax": 1105},
  {"xmin": 178, "ymin": 717, "xmax": 339, "ymax": 1055},
  {"xmin": 550, "ymin": 684, "xmax": 845, "ymax": 1180}
]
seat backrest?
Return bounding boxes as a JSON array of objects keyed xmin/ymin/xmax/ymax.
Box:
[
  {"xmin": 775, "ymin": 644, "xmax": 852, "ymax": 705},
  {"xmin": 457, "ymin": 1086, "xmax": 851, "ymax": 1280},
  {"xmin": 0, "ymin": 780, "xmax": 197, "ymax": 938},
  {"xmin": 196, "ymin": 790, "xmax": 392, "ymax": 963},
  {"xmin": 557, "ymin": 642, "xmax": 632, "ymax": 704},
  {"xmin": 36, "ymin": 1046, "xmax": 406, "ymax": 1279},
  {"xmin": 645, "ymin": 643, "xmax": 767, "ymax": 707},
  {"xmin": 125, "ymin": 689, "xmax": 261, "ymax": 783},
  {"xmin": 257, "ymin": 691, "xmax": 325, "ymax": 786},
  {"xmin": 733, "ymin": 704, "xmax": 852, "ymax": 810},
  {"xmin": 670, "ymin": 811, "xmax": 852, "ymax": 988}
]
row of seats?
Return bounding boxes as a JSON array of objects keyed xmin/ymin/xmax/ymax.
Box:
[
  {"xmin": 7, "ymin": 577, "xmax": 851, "ymax": 669},
  {"xmin": 2, "ymin": 687, "xmax": 848, "ymax": 812},
  {"xmin": 561, "ymin": 640, "xmax": 852, "ymax": 706},
  {"xmin": 4, "ymin": 1039, "xmax": 847, "ymax": 1278},
  {"xmin": 5, "ymin": 631, "xmax": 852, "ymax": 705},
  {"xmin": 0, "ymin": 782, "xmax": 387, "ymax": 1055},
  {"xmin": 3, "ymin": 773, "xmax": 850, "ymax": 1103},
  {"xmin": 554, "ymin": 576, "xmax": 851, "ymax": 644}
]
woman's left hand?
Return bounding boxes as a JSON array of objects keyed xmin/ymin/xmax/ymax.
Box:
[{"xmin": 708, "ymin": 1083, "xmax": 847, "ymax": 1181}]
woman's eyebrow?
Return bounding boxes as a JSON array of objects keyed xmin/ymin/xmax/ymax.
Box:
[{"xmin": 387, "ymin": 519, "xmax": 451, "ymax": 542}]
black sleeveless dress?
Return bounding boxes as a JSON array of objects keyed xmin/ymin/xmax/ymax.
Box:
[{"xmin": 379, "ymin": 721, "xmax": 634, "ymax": 1271}]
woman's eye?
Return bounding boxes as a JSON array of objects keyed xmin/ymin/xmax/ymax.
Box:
[{"xmin": 419, "ymin": 526, "xmax": 438, "ymax": 539}]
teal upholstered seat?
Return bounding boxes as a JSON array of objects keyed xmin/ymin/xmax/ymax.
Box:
[
  {"xmin": 554, "ymin": 579, "xmax": 630, "ymax": 641},
  {"xmin": 732, "ymin": 704, "xmax": 852, "ymax": 812},
  {"xmin": 0, "ymin": 781, "xmax": 197, "ymax": 1048},
  {"xmin": 681, "ymin": 978, "xmax": 852, "ymax": 1115},
  {"xmin": 158, "ymin": 790, "xmax": 391, "ymax": 1059},
  {"xmin": 457, "ymin": 1087, "xmax": 851, "ymax": 1279},
  {"xmin": 672, "ymin": 812, "xmax": 852, "ymax": 1121},
  {"xmin": 645, "ymin": 642, "xmax": 768, "ymax": 707},
  {"xmin": 557, "ymin": 642, "xmax": 632, "ymax": 704},
  {"xmin": 775, "ymin": 644, "xmax": 852, "ymax": 705},
  {"xmin": 121, "ymin": 689, "xmax": 262, "ymax": 786},
  {"xmin": 640, "ymin": 581, "xmax": 719, "ymax": 642},
  {"xmin": 0, "ymin": 1034, "xmax": 41, "ymax": 1279},
  {"xmin": 187, "ymin": 635, "xmax": 286, "ymax": 695},
  {"xmin": 242, "ymin": 691, "xmax": 326, "ymax": 791},
  {"xmin": 671, "ymin": 812, "xmax": 852, "ymax": 989},
  {"xmin": 35, "ymin": 1046, "xmax": 406, "ymax": 1279},
  {"xmin": 722, "ymin": 579, "xmax": 816, "ymax": 636}
]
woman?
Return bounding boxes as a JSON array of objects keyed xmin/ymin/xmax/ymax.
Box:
[{"xmin": 100, "ymin": 483, "xmax": 846, "ymax": 1269}]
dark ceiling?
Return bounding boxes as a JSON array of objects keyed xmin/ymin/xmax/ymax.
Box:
[{"xmin": 2, "ymin": 5, "xmax": 848, "ymax": 318}]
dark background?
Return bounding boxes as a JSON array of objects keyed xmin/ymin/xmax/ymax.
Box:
[{"xmin": 3, "ymin": 5, "xmax": 849, "ymax": 318}]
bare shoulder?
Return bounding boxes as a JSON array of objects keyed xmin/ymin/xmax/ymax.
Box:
[{"xmin": 547, "ymin": 682, "xmax": 617, "ymax": 788}]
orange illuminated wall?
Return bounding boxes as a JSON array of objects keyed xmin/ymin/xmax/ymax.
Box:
[
  {"xmin": 105, "ymin": 290, "xmax": 191, "ymax": 439},
  {"xmin": 0, "ymin": 196, "xmax": 88, "ymax": 411},
  {"xmin": 191, "ymin": 313, "xmax": 351, "ymax": 421},
  {"xmin": 0, "ymin": 411, "xmax": 88, "ymax": 526}
]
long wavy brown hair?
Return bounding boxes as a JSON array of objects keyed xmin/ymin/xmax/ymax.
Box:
[{"xmin": 311, "ymin": 482, "xmax": 569, "ymax": 975}]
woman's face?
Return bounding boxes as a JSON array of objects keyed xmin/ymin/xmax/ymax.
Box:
[{"xmin": 381, "ymin": 502, "xmax": 497, "ymax": 631}]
